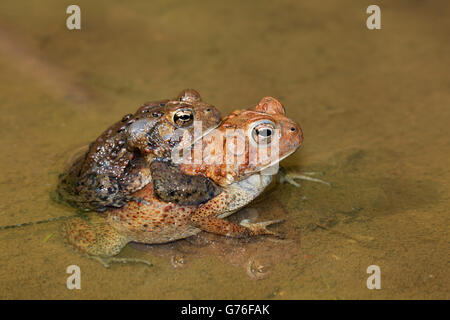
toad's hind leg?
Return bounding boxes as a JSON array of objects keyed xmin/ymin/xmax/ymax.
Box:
[{"xmin": 64, "ymin": 214, "xmax": 152, "ymax": 267}]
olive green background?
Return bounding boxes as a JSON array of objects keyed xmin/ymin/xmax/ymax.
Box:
[{"xmin": 0, "ymin": 0, "xmax": 448, "ymax": 299}]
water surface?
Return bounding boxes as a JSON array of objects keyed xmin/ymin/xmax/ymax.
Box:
[{"xmin": 0, "ymin": 0, "xmax": 448, "ymax": 299}]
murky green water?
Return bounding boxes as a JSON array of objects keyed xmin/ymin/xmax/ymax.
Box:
[{"xmin": 0, "ymin": 0, "xmax": 448, "ymax": 299}]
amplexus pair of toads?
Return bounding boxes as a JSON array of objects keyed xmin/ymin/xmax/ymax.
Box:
[{"xmin": 59, "ymin": 89, "xmax": 304, "ymax": 266}]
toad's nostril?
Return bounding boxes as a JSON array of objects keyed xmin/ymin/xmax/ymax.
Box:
[{"xmin": 290, "ymin": 127, "xmax": 296, "ymax": 131}]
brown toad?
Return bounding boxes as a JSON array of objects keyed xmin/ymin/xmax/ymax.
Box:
[
  {"xmin": 64, "ymin": 97, "xmax": 303, "ymax": 266},
  {"xmin": 57, "ymin": 89, "xmax": 221, "ymax": 211}
]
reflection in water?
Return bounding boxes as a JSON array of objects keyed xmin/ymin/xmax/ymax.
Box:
[{"xmin": 131, "ymin": 208, "xmax": 301, "ymax": 280}]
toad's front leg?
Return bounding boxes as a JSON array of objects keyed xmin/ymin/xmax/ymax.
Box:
[
  {"xmin": 191, "ymin": 213, "xmax": 282, "ymax": 237},
  {"xmin": 279, "ymin": 167, "xmax": 330, "ymax": 188},
  {"xmin": 189, "ymin": 189, "xmax": 282, "ymax": 238}
]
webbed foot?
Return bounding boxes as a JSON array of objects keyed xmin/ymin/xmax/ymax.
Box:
[
  {"xmin": 240, "ymin": 219, "xmax": 284, "ymax": 236},
  {"xmin": 280, "ymin": 170, "xmax": 330, "ymax": 188}
]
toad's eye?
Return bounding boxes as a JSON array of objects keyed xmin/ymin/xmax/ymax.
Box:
[
  {"xmin": 173, "ymin": 109, "xmax": 194, "ymax": 127},
  {"xmin": 251, "ymin": 121, "xmax": 276, "ymax": 145}
]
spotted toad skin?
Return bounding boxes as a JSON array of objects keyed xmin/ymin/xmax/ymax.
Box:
[
  {"xmin": 64, "ymin": 97, "xmax": 303, "ymax": 260},
  {"xmin": 150, "ymin": 160, "xmax": 222, "ymax": 206},
  {"xmin": 58, "ymin": 89, "xmax": 221, "ymax": 211}
]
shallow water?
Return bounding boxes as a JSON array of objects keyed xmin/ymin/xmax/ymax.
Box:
[{"xmin": 0, "ymin": 0, "xmax": 449, "ymax": 299}]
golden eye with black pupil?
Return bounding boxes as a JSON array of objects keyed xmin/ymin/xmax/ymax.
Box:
[{"xmin": 173, "ymin": 109, "xmax": 194, "ymax": 127}]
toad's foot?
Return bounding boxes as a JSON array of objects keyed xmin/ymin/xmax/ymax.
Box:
[
  {"xmin": 240, "ymin": 219, "xmax": 284, "ymax": 236},
  {"xmin": 190, "ymin": 212, "xmax": 283, "ymax": 238},
  {"xmin": 279, "ymin": 170, "xmax": 330, "ymax": 188}
]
